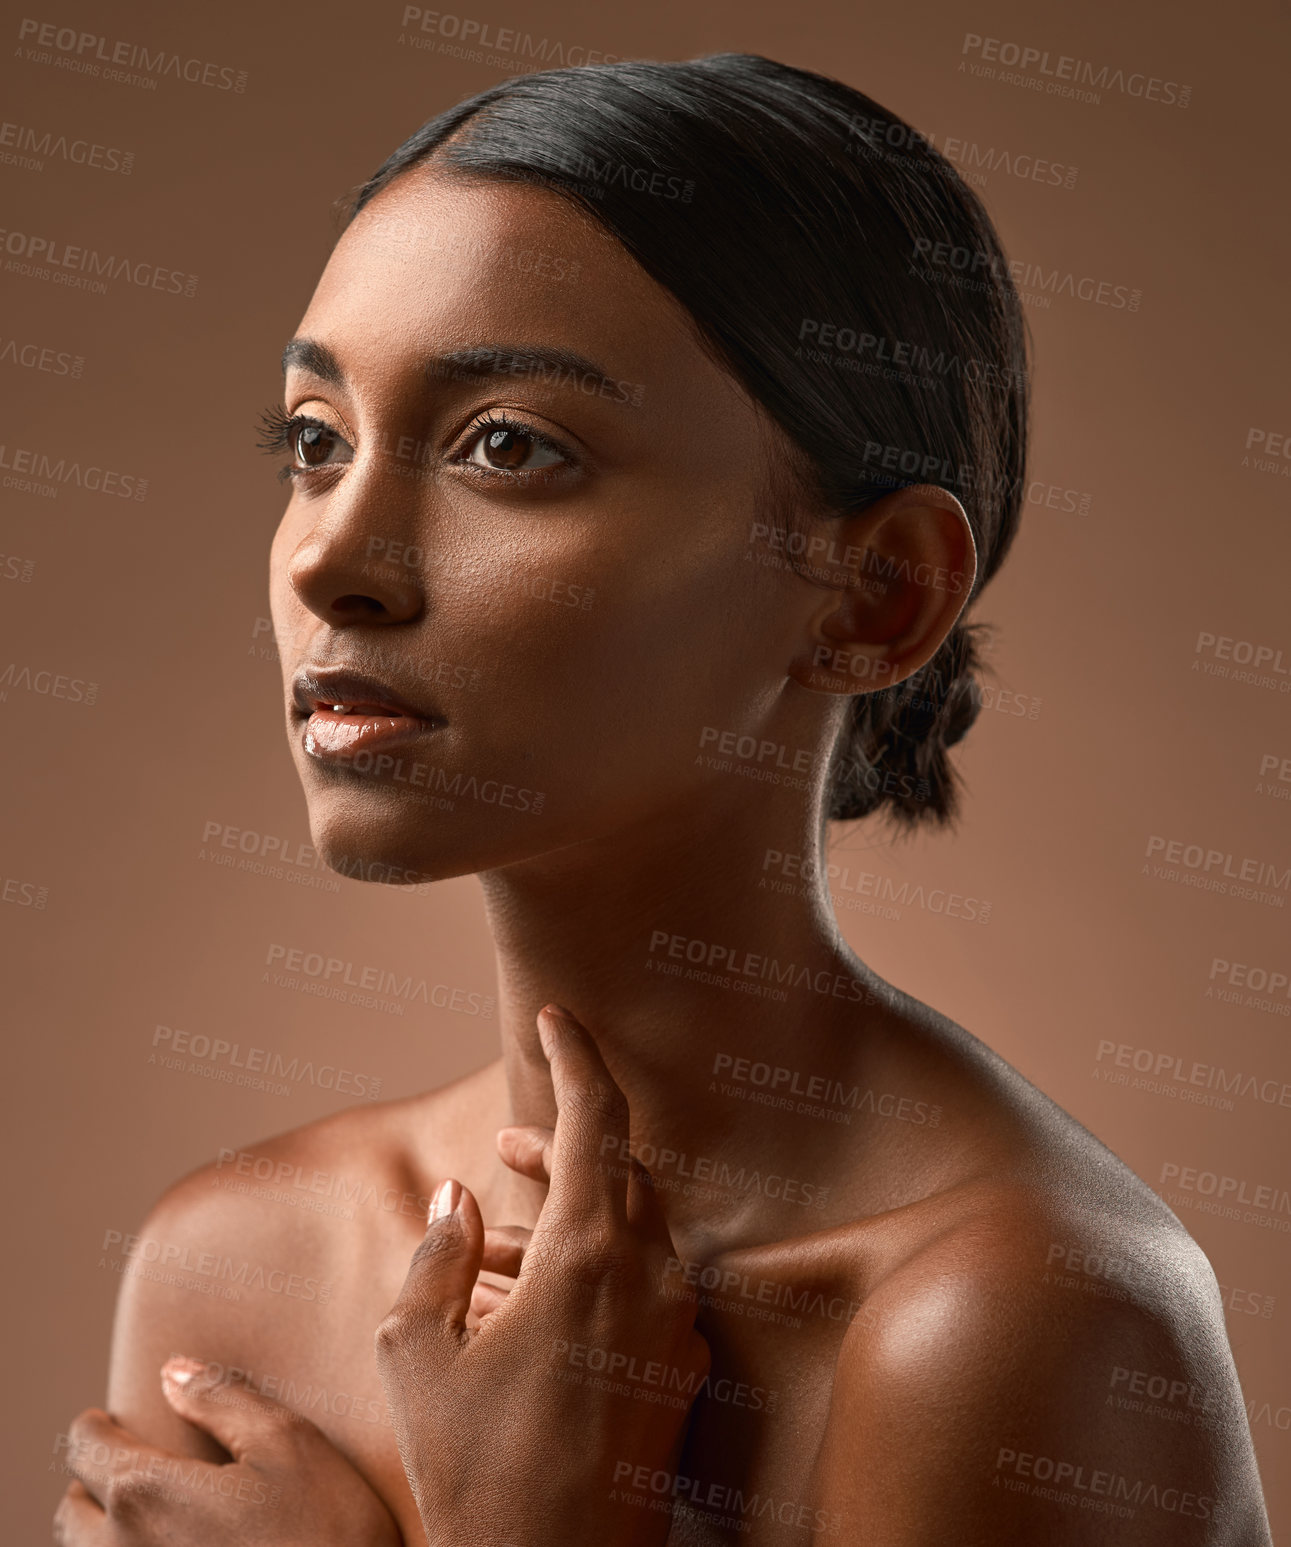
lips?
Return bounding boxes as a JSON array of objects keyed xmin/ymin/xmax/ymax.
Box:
[{"xmin": 291, "ymin": 668, "xmax": 444, "ymax": 762}]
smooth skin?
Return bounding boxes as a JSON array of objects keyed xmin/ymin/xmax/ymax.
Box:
[{"xmin": 56, "ymin": 164, "xmax": 1271, "ymax": 1545}]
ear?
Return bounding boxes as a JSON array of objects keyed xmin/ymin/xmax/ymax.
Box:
[{"xmin": 786, "ymin": 484, "xmax": 978, "ymax": 696}]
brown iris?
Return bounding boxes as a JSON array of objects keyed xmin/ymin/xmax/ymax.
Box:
[
  {"xmin": 481, "ymin": 428, "xmax": 531, "ymax": 470},
  {"xmin": 295, "ymin": 423, "xmax": 338, "ymax": 466}
]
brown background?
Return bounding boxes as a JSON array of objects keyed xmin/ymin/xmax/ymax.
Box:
[{"xmin": 4, "ymin": 0, "xmax": 1289, "ymax": 1537}]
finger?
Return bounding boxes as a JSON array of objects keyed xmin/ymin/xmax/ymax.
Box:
[
  {"xmin": 377, "ymin": 1180, "xmax": 485, "ymax": 1358},
  {"xmin": 160, "ymin": 1356, "xmax": 312, "ymax": 1464},
  {"xmin": 496, "ymin": 1126, "xmax": 554, "ymax": 1184},
  {"xmin": 63, "ymin": 1407, "xmax": 193, "ymax": 1505},
  {"xmin": 52, "ymin": 1481, "xmax": 109, "ymax": 1546},
  {"xmin": 469, "ymin": 1279, "xmax": 512, "ymax": 1319},
  {"xmin": 534, "ymin": 1008, "xmax": 679, "ymax": 1262},
  {"xmin": 61, "ymin": 1407, "xmax": 218, "ymax": 1540},
  {"xmin": 481, "ymin": 1223, "xmax": 532, "ymax": 1278},
  {"xmin": 535, "ymin": 1004, "xmax": 632, "ymax": 1227},
  {"xmin": 624, "ymin": 1153, "xmax": 673, "ymax": 1244}
]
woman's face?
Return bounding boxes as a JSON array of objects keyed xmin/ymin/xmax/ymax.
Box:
[{"xmin": 268, "ymin": 163, "xmax": 824, "ymax": 883}]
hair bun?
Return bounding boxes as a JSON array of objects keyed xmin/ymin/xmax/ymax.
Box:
[{"xmin": 828, "ymin": 622, "xmax": 985, "ymax": 828}]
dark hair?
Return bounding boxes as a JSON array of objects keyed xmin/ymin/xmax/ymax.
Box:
[{"xmin": 349, "ymin": 53, "xmax": 1029, "ymax": 830}]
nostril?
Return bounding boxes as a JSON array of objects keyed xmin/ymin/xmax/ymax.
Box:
[
  {"xmin": 331, "ymin": 594, "xmax": 391, "ymax": 618},
  {"xmin": 288, "ymin": 544, "xmax": 424, "ymax": 627}
]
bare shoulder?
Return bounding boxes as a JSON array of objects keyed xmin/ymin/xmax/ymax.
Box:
[
  {"xmin": 103, "ymin": 1061, "xmax": 503, "ymax": 1455},
  {"xmin": 872, "ymin": 988, "xmax": 1227, "ymax": 1330},
  {"xmin": 857, "ymin": 1171, "xmax": 1220, "ymax": 1384},
  {"xmin": 124, "ymin": 1056, "xmax": 502, "ymax": 1265},
  {"xmin": 819, "ymin": 1172, "xmax": 1270, "ymax": 1544},
  {"xmin": 806, "ymin": 990, "xmax": 1272, "ymax": 1539}
]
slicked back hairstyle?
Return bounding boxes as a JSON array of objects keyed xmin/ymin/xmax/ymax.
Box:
[{"xmin": 350, "ymin": 53, "xmax": 1030, "ymax": 829}]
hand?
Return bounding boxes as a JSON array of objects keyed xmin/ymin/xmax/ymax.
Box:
[
  {"xmin": 53, "ymin": 1358, "xmax": 401, "ymax": 1546},
  {"xmin": 375, "ymin": 1004, "xmax": 709, "ymax": 1547}
]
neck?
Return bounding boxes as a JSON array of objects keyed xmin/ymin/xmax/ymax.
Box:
[{"xmin": 477, "ymin": 783, "xmax": 887, "ymax": 1250}]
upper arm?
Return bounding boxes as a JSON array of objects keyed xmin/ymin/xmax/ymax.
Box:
[
  {"xmin": 102, "ymin": 1135, "xmax": 346, "ymax": 1460},
  {"xmin": 809, "ymin": 1225, "xmax": 1267, "ymax": 1546},
  {"xmin": 103, "ymin": 1168, "xmax": 243, "ymax": 1460}
]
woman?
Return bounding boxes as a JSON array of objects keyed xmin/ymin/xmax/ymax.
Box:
[{"xmin": 55, "ymin": 53, "xmax": 1271, "ymax": 1546}]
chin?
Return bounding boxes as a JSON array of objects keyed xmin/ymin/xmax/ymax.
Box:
[{"xmin": 301, "ymin": 778, "xmax": 559, "ymax": 887}]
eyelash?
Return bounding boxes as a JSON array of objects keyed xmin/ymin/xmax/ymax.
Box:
[
  {"xmin": 255, "ymin": 404, "xmax": 320, "ymax": 485},
  {"xmin": 254, "ymin": 404, "xmax": 573, "ymax": 486},
  {"xmin": 460, "ymin": 409, "xmax": 571, "ymax": 481}
]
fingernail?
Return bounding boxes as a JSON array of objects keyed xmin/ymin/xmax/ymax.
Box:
[
  {"xmin": 428, "ymin": 1178, "xmax": 461, "ymax": 1225},
  {"xmin": 537, "ymin": 1006, "xmax": 576, "ymax": 1056},
  {"xmin": 161, "ymin": 1356, "xmax": 207, "ymax": 1388}
]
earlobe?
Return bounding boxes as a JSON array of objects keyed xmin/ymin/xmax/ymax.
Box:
[{"xmin": 789, "ymin": 635, "xmax": 904, "ymax": 696}]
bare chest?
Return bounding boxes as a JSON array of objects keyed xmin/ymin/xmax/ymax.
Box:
[
  {"xmin": 207, "ymin": 1170, "xmax": 869, "ymax": 1547},
  {"xmin": 223, "ymin": 1259, "xmax": 851, "ymax": 1547}
]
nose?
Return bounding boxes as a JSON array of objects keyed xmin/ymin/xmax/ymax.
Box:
[{"xmin": 286, "ymin": 473, "xmax": 424, "ymax": 627}]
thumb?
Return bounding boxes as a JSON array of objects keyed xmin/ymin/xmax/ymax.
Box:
[
  {"xmin": 382, "ymin": 1179, "xmax": 485, "ymax": 1347},
  {"xmin": 161, "ymin": 1357, "xmax": 305, "ymax": 1461}
]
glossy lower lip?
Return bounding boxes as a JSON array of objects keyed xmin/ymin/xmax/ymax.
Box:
[{"xmin": 301, "ymin": 708, "xmax": 441, "ymax": 762}]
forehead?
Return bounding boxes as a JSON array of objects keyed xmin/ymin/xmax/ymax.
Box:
[{"xmin": 296, "ymin": 164, "xmax": 725, "ymax": 398}]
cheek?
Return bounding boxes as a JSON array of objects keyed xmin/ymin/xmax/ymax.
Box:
[{"xmin": 437, "ymin": 530, "xmax": 770, "ymax": 797}]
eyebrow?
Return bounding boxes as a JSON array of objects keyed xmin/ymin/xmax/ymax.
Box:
[
  {"xmin": 431, "ymin": 344, "xmax": 616, "ymax": 390},
  {"xmin": 281, "ymin": 339, "xmax": 624, "ymax": 397},
  {"xmin": 281, "ymin": 337, "xmax": 344, "ymax": 383}
]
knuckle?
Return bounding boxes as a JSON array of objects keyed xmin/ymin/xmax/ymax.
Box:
[
  {"xmin": 105, "ymin": 1471, "xmax": 151, "ymax": 1520},
  {"xmin": 520, "ymin": 1232, "xmax": 567, "ymax": 1283},
  {"xmin": 407, "ymin": 1217, "xmax": 464, "ymax": 1273},
  {"xmin": 375, "ymin": 1304, "xmax": 452, "ymax": 1384},
  {"xmin": 65, "ymin": 1407, "xmax": 103, "ymax": 1448},
  {"xmin": 518, "ymin": 1129, "xmax": 552, "ymax": 1166},
  {"xmin": 569, "ymin": 1075, "xmax": 629, "ymax": 1136},
  {"xmin": 374, "ymin": 1307, "xmax": 411, "ymax": 1357},
  {"xmin": 567, "ymin": 1225, "xmax": 637, "ymax": 1288},
  {"xmin": 375, "ymin": 1303, "xmax": 440, "ymax": 1361}
]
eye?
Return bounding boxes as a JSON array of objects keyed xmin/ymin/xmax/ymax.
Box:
[
  {"xmin": 294, "ymin": 421, "xmax": 343, "ymax": 467},
  {"xmin": 255, "ymin": 405, "xmax": 353, "ymax": 481},
  {"xmin": 461, "ymin": 414, "xmax": 566, "ymax": 475}
]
